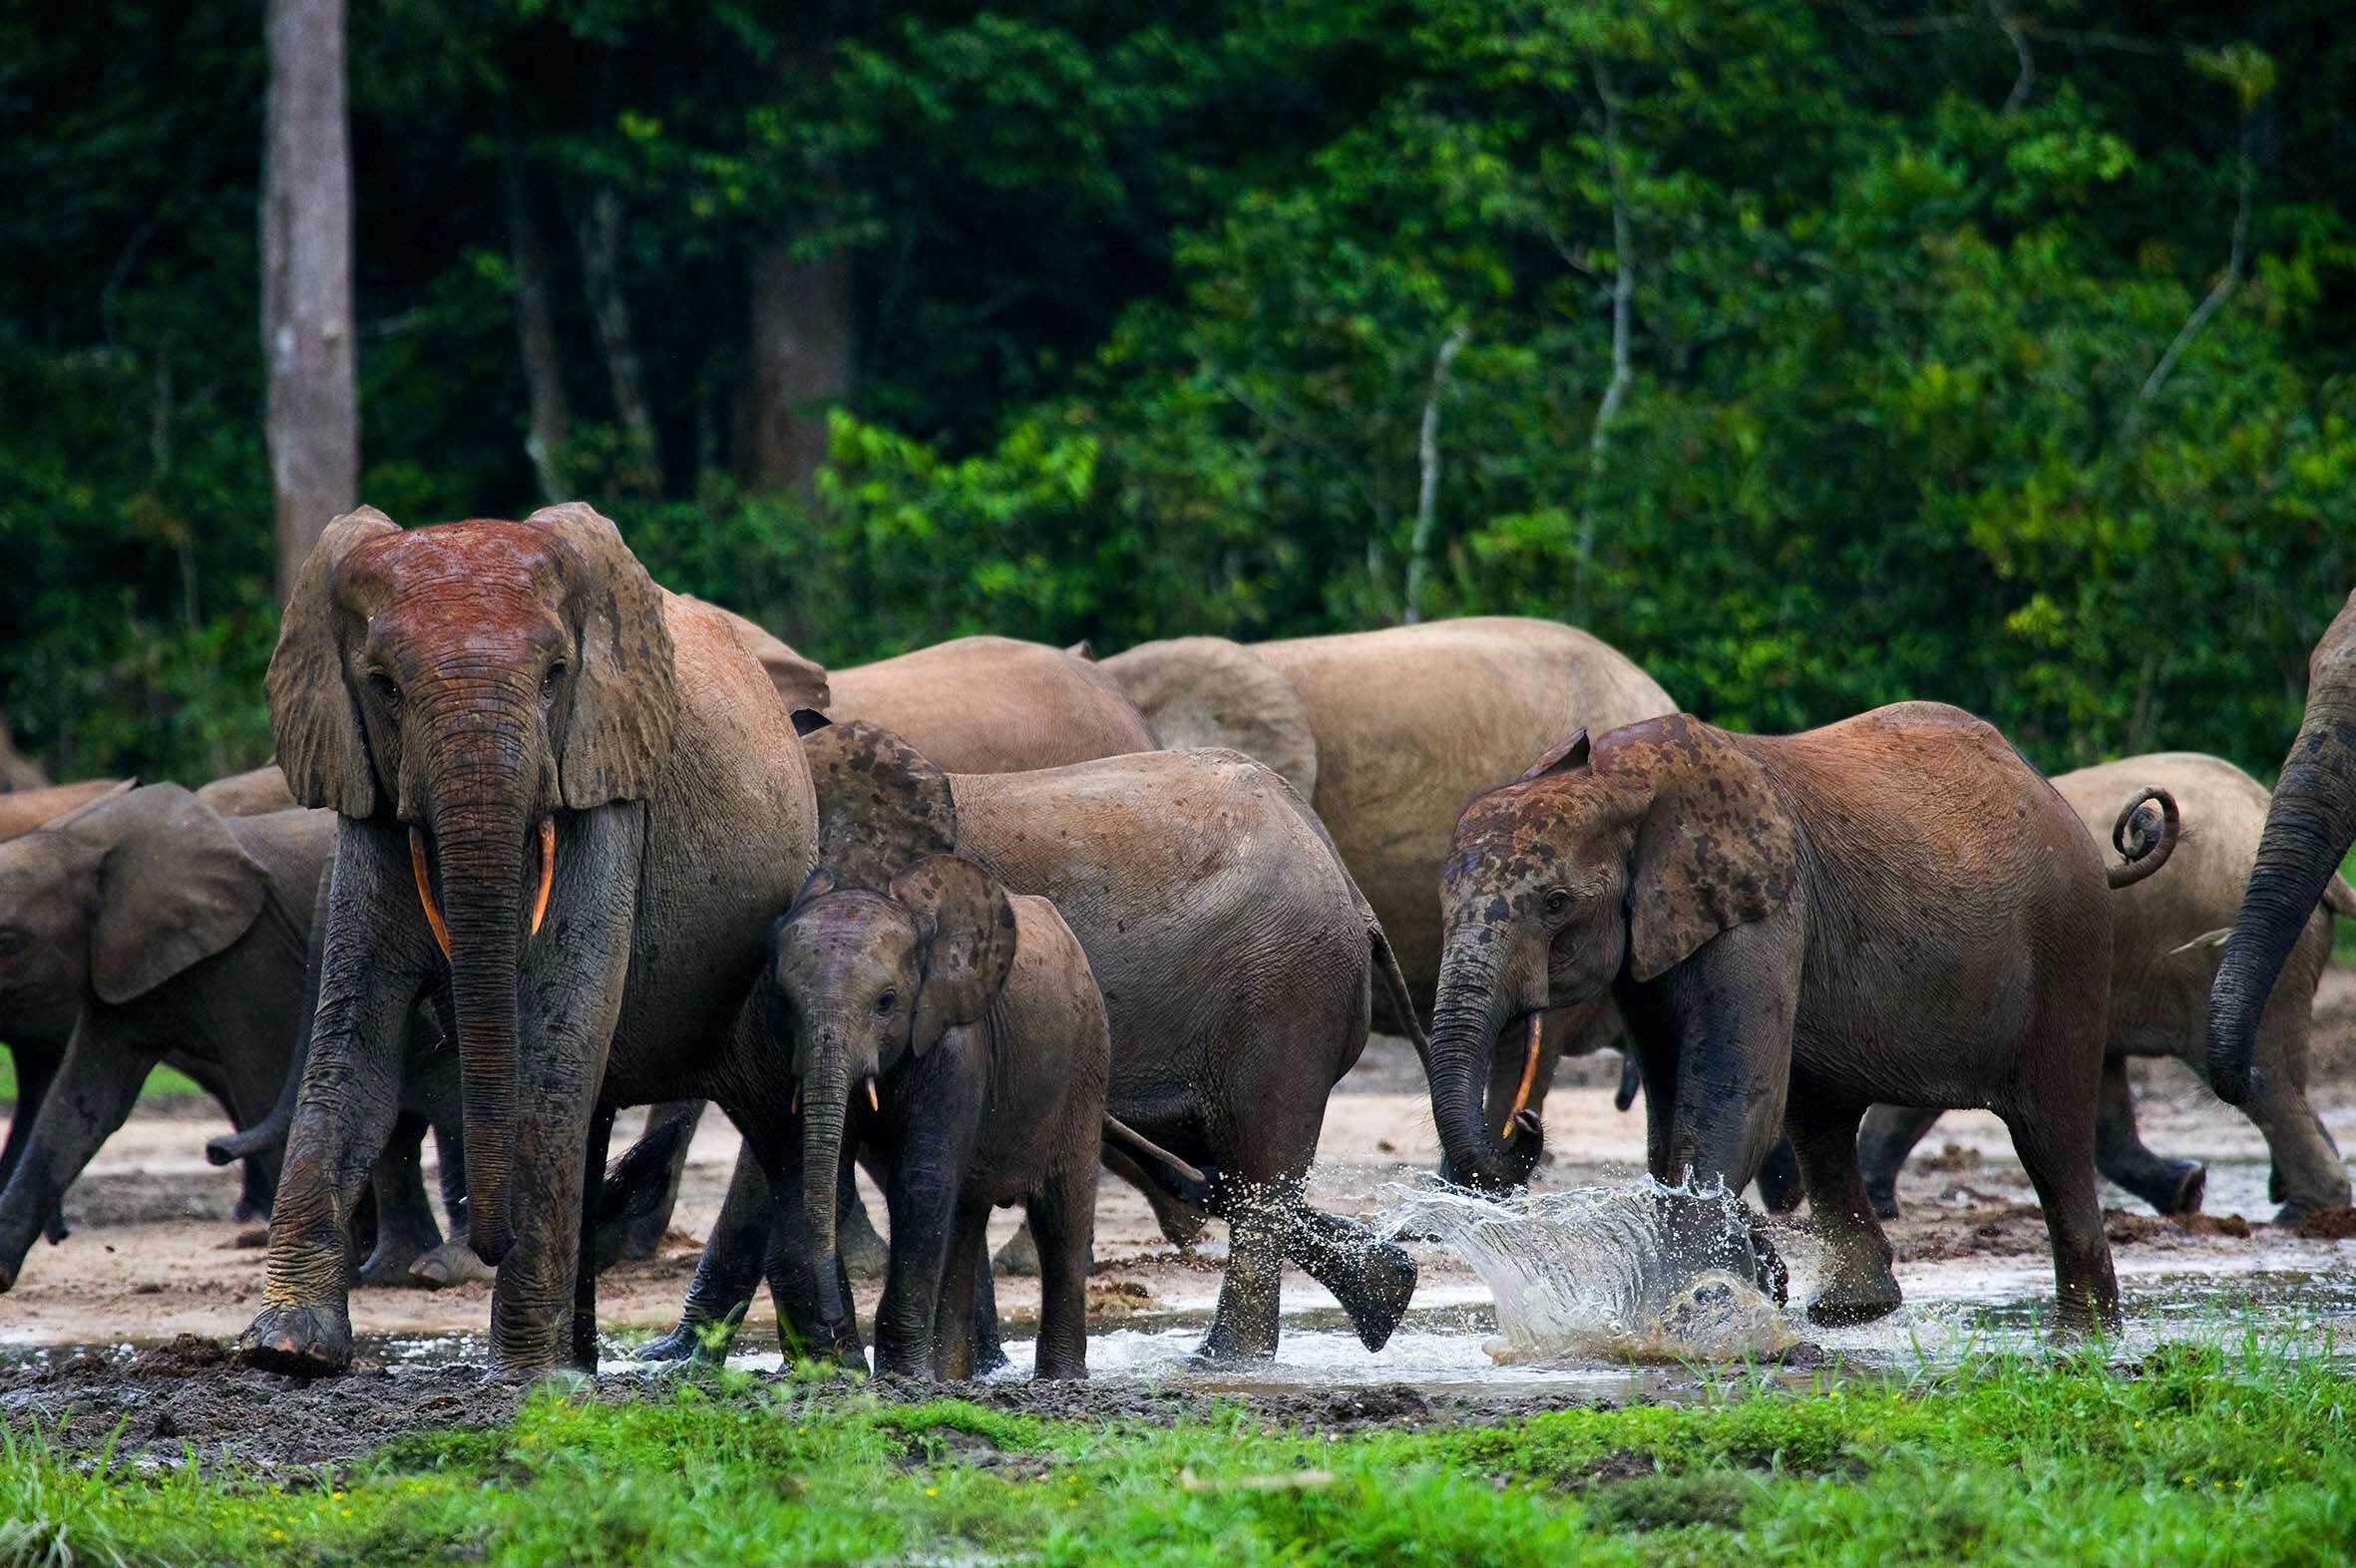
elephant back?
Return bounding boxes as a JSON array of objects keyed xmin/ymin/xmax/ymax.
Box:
[{"xmin": 1097, "ymin": 636, "xmax": 1318, "ymax": 802}]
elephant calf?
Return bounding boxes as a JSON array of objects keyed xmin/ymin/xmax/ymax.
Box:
[
  {"xmin": 1427, "ymin": 705, "xmax": 2177, "ymax": 1332},
  {"xmin": 744, "ymin": 852, "xmax": 1110, "ymax": 1379}
]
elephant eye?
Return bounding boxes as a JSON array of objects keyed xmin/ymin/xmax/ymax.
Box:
[
  {"xmin": 875, "ymin": 989, "xmax": 898, "ymax": 1014},
  {"xmin": 367, "ymin": 671, "xmax": 402, "ymax": 709},
  {"xmin": 1543, "ymin": 888, "xmax": 1573, "ymax": 917},
  {"xmin": 542, "ymin": 659, "xmax": 568, "ymax": 694}
]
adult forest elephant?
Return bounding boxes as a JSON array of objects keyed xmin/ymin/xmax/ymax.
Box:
[
  {"xmin": 1428, "ymin": 706, "xmax": 2177, "ymax": 1331},
  {"xmin": 642, "ymin": 727, "xmax": 1421, "ymax": 1364},
  {"xmin": 1852, "ymin": 753, "xmax": 2352, "ymax": 1224},
  {"xmin": 2211, "ymin": 589, "xmax": 2356, "ymax": 1133},
  {"xmin": 1101, "ymin": 617, "xmax": 1674, "ymax": 1159},
  {"xmin": 239, "ymin": 503, "xmax": 817, "ymax": 1378},
  {"xmin": 0, "ymin": 786, "xmax": 333, "ymax": 1289}
]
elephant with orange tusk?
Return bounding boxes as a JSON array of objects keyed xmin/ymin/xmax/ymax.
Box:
[{"xmin": 238, "ymin": 503, "xmax": 818, "ymax": 1379}]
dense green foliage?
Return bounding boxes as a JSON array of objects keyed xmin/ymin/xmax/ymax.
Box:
[
  {"xmin": 2, "ymin": 1338, "xmax": 2351, "ymax": 1565},
  {"xmin": 3, "ymin": 1, "xmax": 2351, "ymax": 782}
]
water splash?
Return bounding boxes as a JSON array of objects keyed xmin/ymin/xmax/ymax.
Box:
[{"xmin": 1379, "ymin": 1177, "xmax": 1797, "ymax": 1364}]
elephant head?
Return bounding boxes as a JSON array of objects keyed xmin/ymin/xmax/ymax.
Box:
[
  {"xmin": 266, "ymin": 503, "xmax": 677, "ymax": 1263},
  {"xmin": 0, "ymin": 783, "xmax": 266, "ymax": 1032},
  {"xmin": 1097, "ymin": 637, "xmax": 1320, "ymax": 801},
  {"xmin": 770, "ymin": 853, "xmax": 1016, "ymax": 1324},
  {"xmin": 2209, "ymin": 589, "xmax": 2356, "ymax": 1105},
  {"xmin": 1427, "ymin": 716, "xmax": 1797, "ymax": 1189}
]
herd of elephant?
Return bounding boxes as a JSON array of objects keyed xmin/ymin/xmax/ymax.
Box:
[{"xmin": 0, "ymin": 502, "xmax": 2349, "ymax": 1376}]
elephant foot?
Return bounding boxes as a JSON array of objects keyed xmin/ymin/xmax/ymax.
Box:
[
  {"xmin": 1337, "ymin": 1241, "xmax": 1419, "ymax": 1353},
  {"xmin": 408, "ymin": 1240, "xmax": 496, "ymax": 1290},
  {"xmin": 232, "ymin": 1197, "xmax": 270, "ymax": 1225},
  {"xmin": 238, "ymin": 1303, "xmax": 354, "ymax": 1376},
  {"xmin": 634, "ymin": 1321, "xmax": 726, "ymax": 1365},
  {"xmin": 41, "ymin": 1209, "xmax": 68, "ymax": 1246},
  {"xmin": 1865, "ymin": 1185, "xmax": 1901, "ymax": 1223},
  {"xmin": 1803, "ymin": 1260, "xmax": 1901, "ymax": 1328},
  {"xmin": 2162, "ymin": 1161, "xmax": 2206, "ymax": 1217},
  {"xmin": 355, "ymin": 1239, "xmax": 429, "ymax": 1289},
  {"xmin": 991, "ymin": 1224, "xmax": 1041, "ymax": 1279}
]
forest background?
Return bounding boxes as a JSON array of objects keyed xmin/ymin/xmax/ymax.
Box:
[{"xmin": 2, "ymin": 0, "xmax": 2349, "ymax": 787}]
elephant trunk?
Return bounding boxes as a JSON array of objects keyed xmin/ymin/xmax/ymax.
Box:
[
  {"xmin": 798, "ymin": 1035, "xmax": 854, "ymax": 1334},
  {"xmin": 2208, "ymin": 698, "xmax": 2356, "ymax": 1104},
  {"xmin": 419, "ymin": 693, "xmax": 545, "ymax": 1268},
  {"xmin": 1427, "ymin": 941, "xmax": 1532, "ymax": 1192}
]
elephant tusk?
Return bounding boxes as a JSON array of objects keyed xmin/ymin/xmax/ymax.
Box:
[
  {"xmin": 408, "ymin": 827, "xmax": 452, "ymax": 962},
  {"xmin": 1501, "ymin": 1013, "xmax": 1542, "ymax": 1142},
  {"xmin": 790, "ymin": 1083, "xmax": 800, "ymax": 1117},
  {"xmin": 865, "ymin": 1077, "xmax": 880, "ymax": 1114},
  {"xmin": 531, "ymin": 818, "xmax": 556, "ymax": 938}
]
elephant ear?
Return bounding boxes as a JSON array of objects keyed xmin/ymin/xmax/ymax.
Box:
[
  {"xmin": 87, "ymin": 785, "xmax": 266, "ymax": 1005},
  {"xmin": 266, "ymin": 506, "xmax": 400, "ymax": 818},
  {"xmin": 1518, "ymin": 729, "xmax": 1591, "ymax": 782},
  {"xmin": 1615, "ymin": 718, "xmax": 1799, "ymax": 983},
  {"xmin": 1098, "ymin": 636, "xmax": 1319, "ymax": 801},
  {"xmin": 530, "ymin": 504, "xmax": 680, "ymax": 808},
  {"xmin": 697, "ymin": 597, "xmax": 833, "ymax": 715},
  {"xmin": 800, "ymin": 719, "xmax": 958, "ymax": 889},
  {"xmin": 888, "ymin": 854, "xmax": 1017, "ymax": 1053}
]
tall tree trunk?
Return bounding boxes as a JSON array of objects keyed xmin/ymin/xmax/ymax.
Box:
[
  {"xmin": 738, "ymin": 237, "xmax": 853, "ymax": 499},
  {"xmin": 500, "ymin": 135, "xmax": 571, "ymax": 503},
  {"xmin": 575, "ymin": 187, "xmax": 660, "ymax": 495},
  {"xmin": 261, "ymin": 0, "xmax": 358, "ymax": 601}
]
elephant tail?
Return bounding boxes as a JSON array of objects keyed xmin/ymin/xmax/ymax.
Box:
[
  {"xmin": 1371, "ymin": 924, "xmax": 1431, "ymax": 1070},
  {"xmin": 2106, "ymin": 785, "xmax": 2181, "ymax": 889},
  {"xmin": 2324, "ymin": 875, "xmax": 2356, "ymax": 921},
  {"xmin": 593, "ymin": 1109, "xmax": 692, "ymax": 1242},
  {"xmin": 1102, "ymin": 1115, "xmax": 1220, "ymax": 1214}
]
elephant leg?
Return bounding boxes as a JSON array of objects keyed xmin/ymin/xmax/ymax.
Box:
[
  {"xmin": 1, "ymin": 1045, "xmax": 70, "ymax": 1246},
  {"xmin": 1109, "ymin": 1144, "xmax": 1202, "ymax": 1249},
  {"xmin": 1998, "ymin": 1039, "xmax": 2119, "ymax": 1335},
  {"xmin": 1028, "ymin": 1150, "xmax": 1098, "ymax": 1380},
  {"xmin": 0, "ymin": 1029, "xmax": 155, "ymax": 1291},
  {"xmin": 876, "ymin": 1161, "xmax": 961, "ymax": 1379},
  {"xmin": 1856, "ymin": 1103, "xmax": 1945, "ymax": 1221},
  {"xmin": 614, "ymin": 1100, "xmax": 702, "ymax": 1262},
  {"xmin": 642, "ymin": 1142, "xmax": 771, "ymax": 1363},
  {"xmin": 2092, "ymin": 1058, "xmax": 2205, "ymax": 1216},
  {"xmin": 242, "ymin": 828, "xmax": 434, "ymax": 1376},
  {"xmin": 1634, "ymin": 905, "xmax": 1800, "ymax": 1197},
  {"xmin": 1199, "ymin": 1196, "xmax": 1286, "ymax": 1362},
  {"xmin": 1753, "ymin": 1136, "xmax": 1804, "ymax": 1216},
  {"xmin": 568, "ymin": 1106, "xmax": 615, "ymax": 1374},
  {"xmin": 2240, "ymin": 1077, "xmax": 2350, "ymax": 1224},
  {"xmin": 763, "ymin": 1168, "xmax": 866, "ymax": 1369},
  {"xmin": 1784, "ymin": 1084, "xmax": 1899, "ymax": 1326},
  {"xmin": 356, "ymin": 1112, "xmax": 444, "ymax": 1287},
  {"xmin": 838, "ymin": 1158, "xmax": 890, "ymax": 1282},
  {"xmin": 232, "ymin": 1140, "xmax": 278, "ymax": 1225},
  {"xmin": 932, "ymin": 1206, "xmax": 989, "ymax": 1380},
  {"xmin": 1284, "ymin": 1206, "xmax": 1418, "ymax": 1354},
  {"xmin": 990, "ymin": 1219, "xmax": 1041, "ymax": 1278},
  {"xmin": 432, "ymin": 1118, "xmax": 468, "ymax": 1230}
]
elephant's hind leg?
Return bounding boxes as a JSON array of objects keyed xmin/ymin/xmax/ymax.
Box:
[
  {"xmin": 2092, "ymin": 1057, "xmax": 2205, "ymax": 1216},
  {"xmin": 1784, "ymin": 1083, "xmax": 1901, "ymax": 1327},
  {"xmin": 356, "ymin": 1113, "xmax": 445, "ymax": 1287},
  {"xmin": 1027, "ymin": 1149, "xmax": 1100, "ymax": 1379},
  {"xmin": 1855, "ymin": 1103, "xmax": 1943, "ymax": 1221}
]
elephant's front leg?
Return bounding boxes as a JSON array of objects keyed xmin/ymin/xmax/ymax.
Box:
[
  {"xmin": 244, "ymin": 831, "xmax": 432, "ymax": 1373},
  {"xmin": 0, "ymin": 1027, "xmax": 156, "ymax": 1291},
  {"xmin": 638, "ymin": 1142, "xmax": 772, "ymax": 1363},
  {"xmin": 484, "ymin": 818, "xmax": 638, "ymax": 1380},
  {"xmin": 877, "ymin": 1155, "xmax": 963, "ymax": 1379}
]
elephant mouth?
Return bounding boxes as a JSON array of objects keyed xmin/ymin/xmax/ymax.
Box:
[{"xmin": 406, "ymin": 819, "xmax": 557, "ymax": 962}]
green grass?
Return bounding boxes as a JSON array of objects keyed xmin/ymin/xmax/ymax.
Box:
[
  {"xmin": 2, "ymin": 1337, "xmax": 2350, "ymax": 1566},
  {"xmin": 0, "ymin": 1052, "xmax": 204, "ymax": 1109}
]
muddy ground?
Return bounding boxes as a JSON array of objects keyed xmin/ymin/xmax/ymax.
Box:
[{"xmin": 6, "ymin": 972, "xmax": 2356, "ymax": 1469}]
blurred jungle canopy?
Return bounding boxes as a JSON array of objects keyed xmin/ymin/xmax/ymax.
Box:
[{"xmin": 1, "ymin": 0, "xmax": 2350, "ymax": 784}]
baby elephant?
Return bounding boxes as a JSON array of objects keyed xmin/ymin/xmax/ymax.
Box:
[{"xmin": 770, "ymin": 854, "xmax": 1107, "ymax": 1380}]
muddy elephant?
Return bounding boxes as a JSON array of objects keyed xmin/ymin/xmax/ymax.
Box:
[
  {"xmin": 643, "ymin": 729, "xmax": 1421, "ymax": 1363},
  {"xmin": 238, "ymin": 503, "xmax": 817, "ymax": 1378},
  {"xmin": 1102, "ymin": 617, "xmax": 1674, "ymax": 1164},
  {"xmin": 1848, "ymin": 753, "xmax": 2353, "ymax": 1224},
  {"xmin": 2211, "ymin": 590, "xmax": 2356, "ymax": 1133},
  {"xmin": 0, "ymin": 786, "xmax": 338, "ymax": 1289},
  {"xmin": 1429, "ymin": 705, "xmax": 2177, "ymax": 1331}
]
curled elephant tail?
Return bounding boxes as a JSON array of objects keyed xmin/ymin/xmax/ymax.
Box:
[
  {"xmin": 1371, "ymin": 924, "xmax": 1432, "ymax": 1070},
  {"xmin": 2107, "ymin": 785, "xmax": 2181, "ymax": 889},
  {"xmin": 1102, "ymin": 1115, "xmax": 1219, "ymax": 1214},
  {"xmin": 2324, "ymin": 874, "xmax": 2356, "ymax": 921}
]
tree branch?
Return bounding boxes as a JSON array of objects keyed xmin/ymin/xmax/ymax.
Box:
[
  {"xmin": 1574, "ymin": 58, "xmax": 1635, "ymax": 592},
  {"xmin": 1986, "ymin": 0, "xmax": 2034, "ymax": 112},
  {"xmin": 1403, "ymin": 323, "xmax": 1471, "ymax": 623},
  {"xmin": 2117, "ymin": 118, "xmax": 2254, "ymax": 453}
]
